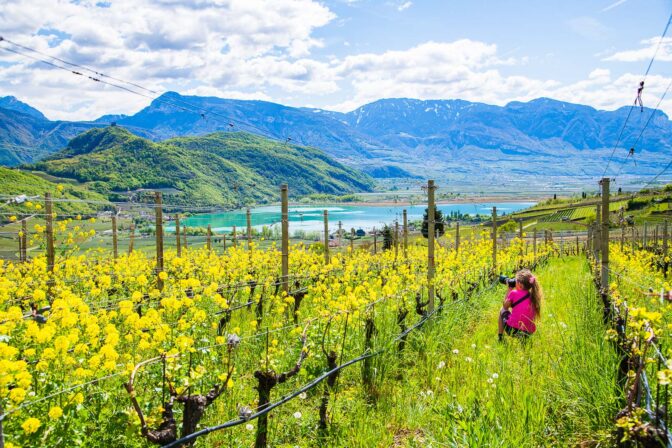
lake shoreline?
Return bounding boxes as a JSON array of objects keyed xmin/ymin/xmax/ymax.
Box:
[{"xmin": 290, "ymin": 196, "xmax": 545, "ymax": 208}]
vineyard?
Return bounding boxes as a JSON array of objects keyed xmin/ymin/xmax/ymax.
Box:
[{"xmin": 0, "ymin": 180, "xmax": 670, "ymax": 447}]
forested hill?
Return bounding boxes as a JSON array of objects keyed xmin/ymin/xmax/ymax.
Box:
[{"xmin": 27, "ymin": 127, "xmax": 375, "ymax": 206}]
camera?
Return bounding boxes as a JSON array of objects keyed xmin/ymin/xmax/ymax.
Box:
[{"xmin": 498, "ymin": 275, "xmax": 516, "ymax": 288}]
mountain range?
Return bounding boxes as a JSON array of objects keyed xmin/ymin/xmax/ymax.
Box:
[{"xmin": 1, "ymin": 93, "xmax": 671, "ymax": 189}]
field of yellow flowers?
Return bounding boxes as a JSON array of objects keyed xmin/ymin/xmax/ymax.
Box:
[{"xmin": 0, "ymin": 214, "xmax": 559, "ymax": 448}]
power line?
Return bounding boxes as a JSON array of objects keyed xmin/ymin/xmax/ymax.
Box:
[
  {"xmin": 615, "ymin": 77, "xmax": 672, "ymax": 178},
  {"xmin": 602, "ymin": 11, "xmax": 672, "ymax": 178},
  {"xmin": 0, "ymin": 37, "xmax": 285, "ymax": 142}
]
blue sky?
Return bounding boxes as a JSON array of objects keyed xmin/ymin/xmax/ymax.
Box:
[{"xmin": 0, "ymin": 0, "xmax": 670, "ymax": 120}]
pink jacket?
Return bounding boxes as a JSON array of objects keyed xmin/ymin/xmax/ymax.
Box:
[{"xmin": 506, "ymin": 289, "xmax": 537, "ymax": 334}]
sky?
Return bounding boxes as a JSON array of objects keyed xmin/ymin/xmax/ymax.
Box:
[{"xmin": 0, "ymin": 0, "xmax": 671, "ymax": 121}]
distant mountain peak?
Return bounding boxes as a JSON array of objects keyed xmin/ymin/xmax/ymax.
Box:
[{"xmin": 0, "ymin": 96, "xmax": 47, "ymax": 120}]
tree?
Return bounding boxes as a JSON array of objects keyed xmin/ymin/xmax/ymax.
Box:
[
  {"xmin": 382, "ymin": 225, "xmax": 393, "ymax": 250},
  {"xmin": 421, "ymin": 207, "xmax": 445, "ymax": 238}
]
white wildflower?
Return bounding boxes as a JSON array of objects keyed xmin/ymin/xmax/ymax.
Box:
[
  {"xmin": 299, "ymin": 392, "xmax": 307, "ymax": 400},
  {"xmin": 437, "ymin": 361, "xmax": 446, "ymax": 369},
  {"xmin": 293, "ymin": 411, "xmax": 302, "ymax": 419},
  {"xmin": 492, "ymin": 373, "xmax": 499, "ymax": 379},
  {"xmin": 246, "ymin": 424, "xmax": 254, "ymax": 431},
  {"xmin": 452, "ymin": 349, "xmax": 459, "ymax": 355}
]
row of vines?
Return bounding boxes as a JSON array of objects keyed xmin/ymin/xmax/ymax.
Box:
[
  {"xmin": 592, "ymin": 232, "xmax": 671, "ymax": 446},
  {"xmin": 0, "ymin": 215, "xmax": 554, "ymax": 447}
]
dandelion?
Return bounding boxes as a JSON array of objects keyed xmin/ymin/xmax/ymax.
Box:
[
  {"xmin": 293, "ymin": 411, "xmax": 302, "ymax": 419},
  {"xmin": 246, "ymin": 423, "xmax": 254, "ymax": 431},
  {"xmin": 299, "ymin": 392, "xmax": 307, "ymax": 399},
  {"xmin": 465, "ymin": 357, "xmax": 473, "ymax": 363},
  {"xmin": 452, "ymin": 349, "xmax": 459, "ymax": 355},
  {"xmin": 227, "ymin": 334, "xmax": 241, "ymax": 349},
  {"xmin": 238, "ymin": 405, "xmax": 253, "ymax": 421},
  {"xmin": 487, "ymin": 378, "xmax": 494, "ymax": 384},
  {"xmin": 471, "ymin": 343, "xmax": 477, "ymax": 349},
  {"xmin": 492, "ymin": 373, "xmax": 499, "ymax": 379},
  {"xmin": 437, "ymin": 361, "xmax": 446, "ymax": 369}
]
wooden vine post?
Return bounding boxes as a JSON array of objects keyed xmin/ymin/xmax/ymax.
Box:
[
  {"xmin": 128, "ymin": 222, "xmax": 135, "ymax": 254},
  {"xmin": 323, "ymin": 210, "xmax": 329, "ymax": 264},
  {"xmin": 428, "ymin": 179, "xmax": 436, "ymax": 312},
  {"xmin": 232, "ymin": 225, "xmax": 237, "ymax": 248},
  {"xmin": 403, "ymin": 209, "xmax": 408, "ymax": 259},
  {"xmin": 45, "ymin": 193, "xmax": 55, "ymax": 275},
  {"xmin": 112, "ymin": 215, "xmax": 118, "ymax": 259},
  {"xmin": 587, "ymin": 226, "xmax": 592, "ymax": 257},
  {"xmin": 491, "ymin": 206, "xmax": 497, "ymax": 276},
  {"xmin": 644, "ymin": 222, "xmax": 648, "ymax": 248},
  {"xmin": 394, "ymin": 221, "xmax": 399, "ymax": 260},
  {"xmin": 664, "ymin": 220, "xmax": 669, "ymax": 277},
  {"xmin": 373, "ymin": 227, "xmax": 377, "ymax": 254},
  {"xmin": 600, "ymin": 178, "xmax": 610, "ymax": 293},
  {"xmin": 595, "ymin": 205, "xmax": 602, "ymax": 263},
  {"xmin": 44, "ymin": 193, "xmax": 55, "ymax": 301},
  {"xmin": 455, "ymin": 220, "xmax": 460, "ymax": 255},
  {"xmin": 246, "ymin": 207, "xmax": 252, "ymax": 250},
  {"xmin": 655, "ymin": 225, "xmax": 660, "ymax": 249},
  {"xmin": 17, "ymin": 227, "xmax": 23, "ymax": 262},
  {"xmin": 20, "ymin": 219, "xmax": 27, "ymax": 262},
  {"xmin": 206, "ymin": 224, "xmax": 212, "ymax": 252},
  {"xmin": 281, "ymin": 184, "xmax": 289, "ymax": 295},
  {"xmin": 533, "ymin": 227, "xmax": 537, "ymax": 261},
  {"xmin": 338, "ymin": 221, "xmax": 342, "ymax": 247},
  {"xmin": 576, "ymin": 235, "xmax": 580, "ymax": 255},
  {"xmin": 175, "ymin": 215, "xmax": 181, "ymax": 257},
  {"xmin": 182, "ymin": 225, "xmax": 188, "ymax": 250},
  {"xmin": 155, "ymin": 192, "xmax": 165, "ymax": 290}
]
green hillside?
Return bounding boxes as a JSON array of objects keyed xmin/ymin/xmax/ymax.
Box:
[
  {"xmin": 29, "ymin": 126, "xmax": 375, "ymax": 206},
  {"xmin": 0, "ymin": 167, "xmax": 111, "ymax": 215}
]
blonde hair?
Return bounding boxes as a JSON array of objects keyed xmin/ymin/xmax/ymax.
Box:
[{"xmin": 515, "ymin": 269, "xmax": 542, "ymax": 315}]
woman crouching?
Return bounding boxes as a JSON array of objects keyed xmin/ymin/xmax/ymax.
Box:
[{"xmin": 498, "ymin": 269, "xmax": 542, "ymax": 341}]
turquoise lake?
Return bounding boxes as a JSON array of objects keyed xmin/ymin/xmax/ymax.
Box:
[{"xmin": 170, "ymin": 202, "xmax": 536, "ymax": 234}]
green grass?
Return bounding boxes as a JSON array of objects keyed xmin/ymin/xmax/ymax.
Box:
[{"xmin": 197, "ymin": 256, "xmax": 620, "ymax": 447}]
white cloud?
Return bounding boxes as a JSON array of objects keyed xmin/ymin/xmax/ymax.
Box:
[
  {"xmin": 604, "ymin": 37, "xmax": 672, "ymax": 62},
  {"xmin": 601, "ymin": 0, "xmax": 628, "ymax": 12},
  {"xmin": 0, "ymin": 0, "xmax": 337, "ymax": 119},
  {"xmin": 398, "ymin": 1, "xmax": 412, "ymax": 12},
  {"xmin": 1, "ymin": 1, "xmax": 671, "ymax": 123},
  {"xmin": 328, "ymin": 40, "xmax": 558, "ymax": 111}
]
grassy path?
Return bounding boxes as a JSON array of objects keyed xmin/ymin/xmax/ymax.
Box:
[{"xmin": 327, "ymin": 256, "xmax": 620, "ymax": 447}]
